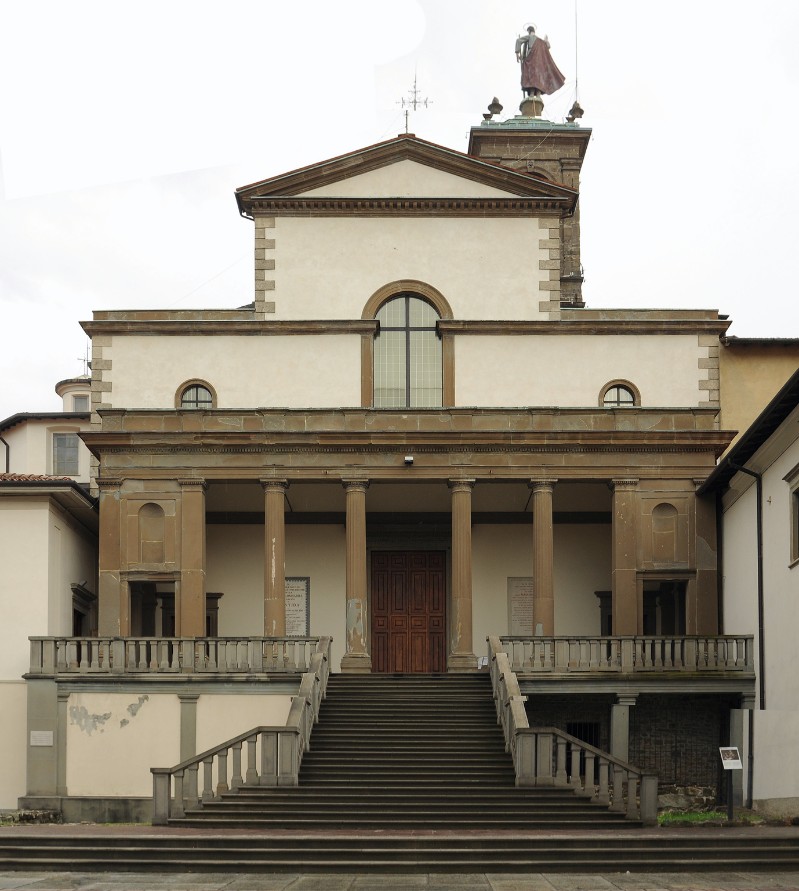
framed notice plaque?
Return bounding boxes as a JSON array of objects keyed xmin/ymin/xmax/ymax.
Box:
[
  {"xmin": 507, "ymin": 577, "xmax": 534, "ymax": 636},
  {"xmin": 285, "ymin": 577, "xmax": 310, "ymax": 637}
]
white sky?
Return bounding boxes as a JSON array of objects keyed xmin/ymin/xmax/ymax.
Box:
[{"xmin": 1, "ymin": 0, "xmax": 798, "ymax": 420}]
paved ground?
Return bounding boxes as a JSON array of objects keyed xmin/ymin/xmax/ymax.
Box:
[{"xmin": 1, "ymin": 871, "xmax": 799, "ymax": 890}]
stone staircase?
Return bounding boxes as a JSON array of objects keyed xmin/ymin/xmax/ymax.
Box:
[{"xmin": 169, "ymin": 672, "xmax": 634, "ymax": 831}]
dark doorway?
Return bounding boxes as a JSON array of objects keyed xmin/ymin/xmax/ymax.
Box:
[
  {"xmin": 371, "ymin": 551, "xmax": 446, "ymax": 673},
  {"xmin": 643, "ymin": 580, "xmax": 687, "ymax": 635}
]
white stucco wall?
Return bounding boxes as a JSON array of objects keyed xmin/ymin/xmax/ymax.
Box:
[
  {"xmin": 49, "ymin": 505, "xmax": 97, "ymax": 639},
  {"xmin": 752, "ymin": 710, "xmax": 799, "ymax": 815},
  {"xmin": 0, "ymin": 681, "xmax": 27, "ymax": 808},
  {"xmin": 456, "ymin": 335, "xmax": 705, "ymax": 407},
  {"xmin": 196, "ymin": 694, "xmax": 293, "ymax": 754},
  {"xmin": 107, "ymin": 335, "xmax": 361, "ymax": 409},
  {"xmin": 0, "ymin": 499, "xmax": 51, "ymax": 679},
  {"xmin": 1, "ymin": 419, "xmax": 91, "ymax": 481},
  {"xmin": 272, "ymin": 216, "xmax": 548, "ymax": 321},
  {"xmin": 66, "ymin": 691, "xmax": 180, "ymax": 797}
]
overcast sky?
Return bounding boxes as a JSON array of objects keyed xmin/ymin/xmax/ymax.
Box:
[{"xmin": 1, "ymin": 0, "xmax": 797, "ymax": 421}]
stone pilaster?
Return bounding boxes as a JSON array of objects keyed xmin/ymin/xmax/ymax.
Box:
[
  {"xmin": 179, "ymin": 694, "xmax": 199, "ymax": 762},
  {"xmin": 341, "ymin": 479, "xmax": 371, "ymax": 673},
  {"xmin": 693, "ymin": 485, "xmax": 719, "ymax": 634},
  {"xmin": 448, "ymin": 479, "xmax": 477, "ymax": 671},
  {"xmin": 179, "ymin": 479, "xmax": 206, "ymax": 637},
  {"xmin": 610, "ymin": 694, "xmax": 637, "ymax": 762},
  {"xmin": 97, "ymin": 478, "xmax": 124, "ymax": 636},
  {"xmin": 611, "ymin": 479, "xmax": 639, "ymax": 636},
  {"xmin": 530, "ymin": 479, "xmax": 557, "ymax": 635},
  {"xmin": 262, "ymin": 480, "xmax": 289, "ymax": 637}
]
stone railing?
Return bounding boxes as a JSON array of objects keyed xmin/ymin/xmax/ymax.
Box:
[
  {"xmin": 27, "ymin": 636, "xmax": 330, "ymax": 677},
  {"xmin": 151, "ymin": 639, "xmax": 330, "ymax": 825},
  {"xmin": 499, "ymin": 634, "xmax": 754, "ymax": 674},
  {"xmin": 488, "ymin": 635, "xmax": 658, "ymax": 825}
]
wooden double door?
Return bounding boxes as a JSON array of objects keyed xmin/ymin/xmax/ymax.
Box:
[{"xmin": 371, "ymin": 550, "xmax": 446, "ymax": 673}]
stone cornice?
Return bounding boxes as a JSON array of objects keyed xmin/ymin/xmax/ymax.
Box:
[
  {"xmin": 81, "ymin": 319, "xmax": 378, "ymax": 337},
  {"xmin": 438, "ymin": 319, "xmax": 730, "ymax": 336},
  {"xmin": 243, "ymin": 197, "xmax": 572, "ymax": 217}
]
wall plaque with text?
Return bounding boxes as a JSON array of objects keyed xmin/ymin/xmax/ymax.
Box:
[
  {"xmin": 507, "ymin": 577, "xmax": 534, "ymax": 635},
  {"xmin": 285, "ymin": 577, "xmax": 310, "ymax": 637}
]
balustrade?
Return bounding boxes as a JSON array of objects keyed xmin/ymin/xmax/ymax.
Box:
[
  {"xmin": 151, "ymin": 637, "xmax": 330, "ymax": 824},
  {"xmin": 28, "ymin": 636, "xmax": 331, "ymax": 679},
  {"xmin": 487, "ymin": 635, "xmax": 658, "ymax": 825},
  {"xmin": 497, "ymin": 634, "xmax": 753, "ymax": 675}
]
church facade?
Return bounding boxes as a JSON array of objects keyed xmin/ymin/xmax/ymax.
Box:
[{"xmin": 13, "ymin": 111, "xmax": 765, "ymax": 819}]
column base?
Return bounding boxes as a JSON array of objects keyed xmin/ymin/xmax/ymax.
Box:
[
  {"xmin": 340, "ymin": 653, "xmax": 373, "ymax": 674},
  {"xmin": 447, "ymin": 652, "xmax": 478, "ymax": 672}
]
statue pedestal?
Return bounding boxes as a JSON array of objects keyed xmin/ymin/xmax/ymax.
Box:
[{"xmin": 519, "ymin": 95, "xmax": 544, "ymax": 118}]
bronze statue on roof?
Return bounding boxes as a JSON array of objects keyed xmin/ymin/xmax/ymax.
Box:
[{"xmin": 515, "ymin": 24, "xmax": 565, "ymax": 96}]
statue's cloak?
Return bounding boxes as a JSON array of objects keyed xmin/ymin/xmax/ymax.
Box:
[{"xmin": 521, "ymin": 37, "xmax": 566, "ymax": 95}]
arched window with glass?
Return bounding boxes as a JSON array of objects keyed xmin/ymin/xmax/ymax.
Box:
[
  {"xmin": 374, "ymin": 294, "xmax": 442, "ymax": 408},
  {"xmin": 600, "ymin": 381, "xmax": 640, "ymax": 408},
  {"xmin": 176, "ymin": 381, "xmax": 216, "ymax": 410}
]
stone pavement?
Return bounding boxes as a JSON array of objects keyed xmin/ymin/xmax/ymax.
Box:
[{"xmin": 1, "ymin": 872, "xmax": 799, "ymax": 891}]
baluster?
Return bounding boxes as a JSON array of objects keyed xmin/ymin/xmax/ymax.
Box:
[
  {"xmin": 216, "ymin": 749, "xmax": 229, "ymax": 796},
  {"xmin": 159, "ymin": 640, "xmax": 170, "ymax": 670},
  {"xmin": 684, "ymin": 637, "xmax": 697, "ymax": 669},
  {"xmin": 570, "ymin": 744, "xmax": 581, "ymax": 789},
  {"xmin": 231, "ymin": 742, "xmax": 243, "ymax": 790},
  {"xmin": 583, "ymin": 751, "xmax": 596, "ymax": 796},
  {"xmin": 170, "ymin": 640, "xmax": 181, "ymax": 672},
  {"xmin": 620, "ymin": 638, "xmax": 634, "ymax": 670},
  {"xmin": 172, "ymin": 770, "xmax": 185, "ymax": 818},
  {"xmin": 186, "ymin": 764, "xmax": 199, "ymax": 810},
  {"xmin": 137, "ymin": 640, "xmax": 148, "ymax": 670},
  {"xmin": 246, "ymin": 734, "xmax": 259, "ymax": 785},
  {"xmin": 673, "ymin": 636, "xmax": 684, "ymax": 669},
  {"xmin": 610, "ymin": 765, "xmax": 625, "ymax": 812},
  {"xmin": 260, "ymin": 730, "xmax": 277, "ymax": 786},
  {"xmin": 207, "ymin": 639, "xmax": 218, "ymax": 671},
  {"xmin": 627, "ymin": 774, "xmax": 639, "ymax": 819},
  {"xmin": 91, "ymin": 640, "xmax": 100, "ymax": 671},
  {"xmin": 56, "ymin": 640, "xmax": 67, "ymax": 672},
  {"xmin": 202, "ymin": 758, "xmax": 214, "ymax": 802},
  {"xmin": 555, "ymin": 737, "xmax": 568, "ymax": 785},
  {"xmin": 595, "ymin": 758, "xmax": 610, "ymax": 805},
  {"xmin": 66, "ymin": 640, "xmax": 77, "ymax": 670}
]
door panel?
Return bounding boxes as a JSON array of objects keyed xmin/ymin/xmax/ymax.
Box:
[{"xmin": 371, "ymin": 550, "xmax": 446, "ymax": 673}]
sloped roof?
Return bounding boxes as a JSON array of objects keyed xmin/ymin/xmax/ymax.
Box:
[
  {"xmin": 235, "ymin": 133, "xmax": 577, "ymax": 215},
  {"xmin": 0, "ymin": 472, "xmax": 74, "ymax": 482},
  {"xmin": 0, "ymin": 412, "xmax": 89, "ymax": 434},
  {"xmin": 700, "ymin": 367, "xmax": 799, "ymax": 494}
]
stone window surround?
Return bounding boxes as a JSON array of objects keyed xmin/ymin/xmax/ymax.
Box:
[
  {"xmin": 599, "ymin": 379, "xmax": 641, "ymax": 408},
  {"xmin": 361, "ymin": 280, "xmax": 455, "ymax": 408},
  {"xmin": 50, "ymin": 427, "xmax": 81, "ymax": 476},
  {"xmin": 175, "ymin": 379, "xmax": 218, "ymax": 410}
]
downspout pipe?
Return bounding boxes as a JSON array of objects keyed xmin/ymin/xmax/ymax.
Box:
[
  {"xmin": 728, "ymin": 460, "xmax": 763, "ymax": 811},
  {"xmin": 728, "ymin": 461, "xmax": 765, "ymax": 710}
]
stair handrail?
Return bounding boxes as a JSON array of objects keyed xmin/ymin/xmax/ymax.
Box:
[
  {"xmin": 487, "ymin": 635, "xmax": 658, "ymax": 825},
  {"xmin": 151, "ymin": 635, "xmax": 331, "ymax": 825}
]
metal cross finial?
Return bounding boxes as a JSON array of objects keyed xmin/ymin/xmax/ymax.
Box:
[{"xmin": 396, "ymin": 72, "xmax": 432, "ymax": 134}]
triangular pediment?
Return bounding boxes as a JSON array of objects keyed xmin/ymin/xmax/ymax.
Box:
[{"xmin": 235, "ymin": 134, "xmax": 576, "ymax": 211}]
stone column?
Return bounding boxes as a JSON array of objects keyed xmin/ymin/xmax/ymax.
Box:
[
  {"xmin": 262, "ymin": 480, "xmax": 289, "ymax": 637},
  {"xmin": 97, "ymin": 479, "xmax": 124, "ymax": 636},
  {"xmin": 530, "ymin": 479, "xmax": 557, "ymax": 636},
  {"xmin": 449, "ymin": 479, "xmax": 477, "ymax": 672},
  {"xmin": 611, "ymin": 479, "xmax": 639, "ymax": 636},
  {"xmin": 179, "ymin": 479, "xmax": 206, "ymax": 637},
  {"xmin": 341, "ymin": 479, "xmax": 371, "ymax": 673},
  {"xmin": 610, "ymin": 694, "xmax": 637, "ymax": 762}
]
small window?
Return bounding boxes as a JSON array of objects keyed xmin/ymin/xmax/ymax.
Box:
[
  {"xmin": 72, "ymin": 395, "xmax": 89, "ymax": 412},
  {"xmin": 179, "ymin": 384, "xmax": 214, "ymax": 410},
  {"xmin": 53, "ymin": 433, "xmax": 79, "ymax": 475},
  {"xmin": 600, "ymin": 381, "xmax": 640, "ymax": 407}
]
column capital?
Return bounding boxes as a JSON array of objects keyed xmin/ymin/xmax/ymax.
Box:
[
  {"xmin": 616, "ymin": 694, "xmax": 638, "ymax": 707},
  {"xmin": 178, "ymin": 693, "xmax": 200, "ymax": 703},
  {"xmin": 610, "ymin": 478, "xmax": 638, "ymax": 491},
  {"xmin": 448, "ymin": 478, "xmax": 476, "ymax": 493},
  {"xmin": 178, "ymin": 478, "xmax": 207, "ymax": 491},
  {"xmin": 97, "ymin": 477, "xmax": 121, "ymax": 492},
  {"xmin": 260, "ymin": 479, "xmax": 289, "ymax": 494},
  {"xmin": 529, "ymin": 478, "xmax": 558, "ymax": 492},
  {"xmin": 342, "ymin": 478, "xmax": 370, "ymax": 494}
]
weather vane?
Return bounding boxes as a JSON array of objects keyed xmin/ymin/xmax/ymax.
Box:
[{"xmin": 396, "ymin": 73, "xmax": 432, "ymax": 134}]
